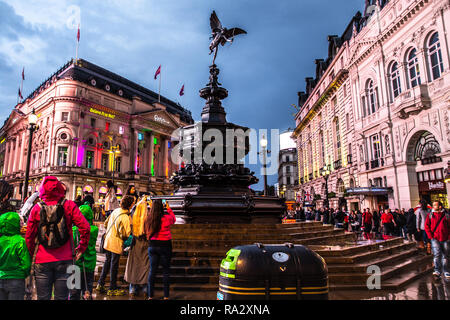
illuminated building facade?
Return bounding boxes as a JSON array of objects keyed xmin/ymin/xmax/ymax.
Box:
[
  {"xmin": 293, "ymin": 29, "xmax": 358, "ymax": 210},
  {"xmin": 294, "ymin": 0, "xmax": 450, "ymax": 210},
  {"xmin": 0, "ymin": 59, "xmax": 193, "ymax": 202}
]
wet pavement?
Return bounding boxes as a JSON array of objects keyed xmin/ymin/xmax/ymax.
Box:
[
  {"xmin": 91, "ymin": 273, "xmax": 449, "ymax": 301},
  {"xmin": 329, "ymin": 274, "xmax": 450, "ymax": 300}
]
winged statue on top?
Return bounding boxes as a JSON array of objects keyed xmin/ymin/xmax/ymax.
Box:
[{"xmin": 209, "ymin": 11, "xmax": 247, "ymax": 65}]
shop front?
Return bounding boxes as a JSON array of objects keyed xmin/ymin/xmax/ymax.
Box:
[
  {"xmin": 346, "ymin": 187, "xmax": 393, "ymax": 211},
  {"xmin": 418, "ymin": 180, "xmax": 448, "ymax": 208}
]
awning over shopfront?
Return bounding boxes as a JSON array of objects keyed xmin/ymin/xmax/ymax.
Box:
[{"xmin": 346, "ymin": 187, "xmax": 393, "ymax": 196}]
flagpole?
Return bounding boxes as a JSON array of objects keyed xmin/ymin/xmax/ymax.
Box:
[
  {"xmin": 75, "ymin": 24, "xmax": 80, "ymax": 63},
  {"xmin": 20, "ymin": 69, "xmax": 24, "ymax": 103},
  {"xmin": 158, "ymin": 68, "xmax": 161, "ymax": 103}
]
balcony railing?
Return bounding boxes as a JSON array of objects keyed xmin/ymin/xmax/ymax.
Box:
[
  {"xmin": 370, "ymin": 158, "xmax": 385, "ymax": 170},
  {"xmin": 371, "ymin": 159, "xmax": 380, "ymax": 169},
  {"xmin": 333, "ymin": 159, "xmax": 342, "ymax": 170},
  {"xmin": 392, "ymin": 84, "xmax": 431, "ymax": 119}
]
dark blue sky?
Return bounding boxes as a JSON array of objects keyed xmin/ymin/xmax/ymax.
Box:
[{"xmin": 0, "ymin": 0, "xmax": 365, "ymax": 190}]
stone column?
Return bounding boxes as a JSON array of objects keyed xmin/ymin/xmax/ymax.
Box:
[
  {"xmin": 131, "ymin": 130, "xmax": 139, "ymax": 173},
  {"xmin": 3, "ymin": 141, "xmax": 10, "ymax": 175},
  {"xmin": 148, "ymin": 132, "xmax": 154, "ymax": 176},
  {"xmin": 18, "ymin": 131, "xmax": 26, "ymax": 172},
  {"xmin": 162, "ymin": 136, "xmax": 169, "ymax": 178},
  {"xmin": 11, "ymin": 137, "xmax": 20, "ymax": 173},
  {"xmin": 8, "ymin": 140, "xmax": 15, "ymax": 174}
]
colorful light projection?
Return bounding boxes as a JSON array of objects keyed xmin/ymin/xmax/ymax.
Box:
[
  {"xmin": 76, "ymin": 140, "xmax": 87, "ymax": 167},
  {"xmin": 83, "ymin": 185, "xmax": 94, "ymax": 193},
  {"xmin": 152, "ymin": 137, "xmax": 159, "ymax": 177},
  {"xmin": 99, "ymin": 186, "xmax": 108, "ymax": 194}
]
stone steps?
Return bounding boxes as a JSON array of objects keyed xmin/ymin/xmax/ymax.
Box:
[
  {"xmin": 94, "ymin": 222, "xmax": 431, "ymax": 294},
  {"xmin": 319, "ymin": 241, "xmax": 416, "ymax": 264},
  {"xmin": 173, "ymin": 229, "xmax": 341, "ymax": 241},
  {"xmin": 328, "ymin": 254, "xmax": 432, "ymax": 284},
  {"xmin": 326, "ymin": 247, "xmax": 419, "ymax": 273}
]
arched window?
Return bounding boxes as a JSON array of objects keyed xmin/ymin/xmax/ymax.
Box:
[
  {"xmin": 427, "ymin": 32, "xmax": 444, "ymax": 81},
  {"xmin": 349, "ymin": 178, "xmax": 355, "ymax": 188},
  {"xmin": 414, "ymin": 132, "xmax": 441, "ymax": 162},
  {"xmin": 362, "ymin": 79, "xmax": 378, "ymax": 117},
  {"xmin": 333, "ymin": 118, "xmax": 341, "ymax": 161},
  {"xmin": 406, "ymin": 48, "xmax": 421, "ymax": 88},
  {"xmin": 337, "ymin": 179, "xmax": 345, "ymax": 194},
  {"xmin": 389, "ymin": 62, "xmax": 402, "ymax": 99}
]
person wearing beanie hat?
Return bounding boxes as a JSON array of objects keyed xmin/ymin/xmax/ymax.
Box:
[{"xmin": 0, "ymin": 212, "xmax": 31, "ymax": 300}]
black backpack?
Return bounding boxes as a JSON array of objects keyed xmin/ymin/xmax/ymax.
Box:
[{"xmin": 37, "ymin": 199, "xmax": 70, "ymax": 249}]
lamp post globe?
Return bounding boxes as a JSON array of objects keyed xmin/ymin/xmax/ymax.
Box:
[
  {"xmin": 260, "ymin": 135, "xmax": 268, "ymax": 196},
  {"xmin": 22, "ymin": 109, "xmax": 38, "ymax": 202}
]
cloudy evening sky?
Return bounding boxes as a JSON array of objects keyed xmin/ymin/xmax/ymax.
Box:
[{"xmin": 0, "ymin": 0, "xmax": 365, "ymax": 190}]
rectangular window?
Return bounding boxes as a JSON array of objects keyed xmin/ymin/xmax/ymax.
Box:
[
  {"xmin": 102, "ymin": 154, "xmax": 109, "ymax": 171},
  {"xmin": 116, "ymin": 157, "xmax": 122, "ymax": 173},
  {"xmin": 346, "ymin": 113, "xmax": 350, "ymax": 130},
  {"xmin": 371, "ymin": 134, "xmax": 381, "ymax": 160},
  {"xmin": 429, "ymin": 170, "xmax": 435, "ymax": 181},
  {"xmin": 38, "ymin": 151, "xmax": 43, "ymax": 168},
  {"xmin": 361, "ymin": 97, "xmax": 367, "ymax": 118},
  {"xmin": 44, "ymin": 150, "xmax": 48, "ymax": 165},
  {"xmin": 335, "ymin": 118, "xmax": 341, "ymax": 161},
  {"xmin": 61, "ymin": 112, "xmax": 69, "ymax": 122},
  {"xmin": 57, "ymin": 147, "xmax": 68, "ymax": 166},
  {"xmin": 320, "ymin": 132, "xmax": 325, "ymax": 166},
  {"xmin": 435, "ymin": 169, "xmax": 443, "ymax": 180},
  {"xmin": 91, "ymin": 118, "xmax": 96, "ymax": 128},
  {"xmin": 423, "ymin": 171, "xmax": 429, "ymax": 181},
  {"xmin": 286, "ymin": 166, "xmax": 291, "ymax": 173},
  {"xmin": 86, "ymin": 151, "xmax": 94, "ymax": 169},
  {"xmin": 417, "ymin": 172, "xmax": 423, "ymax": 182}
]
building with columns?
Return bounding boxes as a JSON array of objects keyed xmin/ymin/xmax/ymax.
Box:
[
  {"xmin": 277, "ymin": 131, "xmax": 299, "ymax": 202},
  {"xmin": 293, "ymin": 0, "xmax": 450, "ymax": 210},
  {"xmin": 0, "ymin": 59, "xmax": 193, "ymax": 202}
]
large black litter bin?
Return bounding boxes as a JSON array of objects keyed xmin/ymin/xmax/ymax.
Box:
[{"xmin": 217, "ymin": 243, "xmax": 328, "ymax": 300}]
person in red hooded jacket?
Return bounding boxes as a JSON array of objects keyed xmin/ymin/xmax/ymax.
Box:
[
  {"xmin": 25, "ymin": 176, "xmax": 90, "ymax": 300},
  {"xmin": 425, "ymin": 201, "xmax": 450, "ymax": 280}
]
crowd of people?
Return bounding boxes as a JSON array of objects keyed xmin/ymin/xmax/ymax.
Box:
[
  {"xmin": 288, "ymin": 200, "xmax": 450, "ymax": 280},
  {"xmin": 0, "ymin": 174, "xmax": 449, "ymax": 300},
  {"xmin": 0, "ymin": 176, "xmax": 176, "ymax": 300}
]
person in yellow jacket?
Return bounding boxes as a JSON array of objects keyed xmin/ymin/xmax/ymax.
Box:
[
  {"xmin": 125, "ymin": 197, "xmax": 151, "ymax": 298},
  {"xmin": 96, "ymin": 195, "xmax": 135, "ymax": 296}
]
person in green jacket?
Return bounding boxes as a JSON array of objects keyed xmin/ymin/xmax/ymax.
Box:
[
  {"xmin": 0, "ymin": 212, "xmax": 31, "ymax": 300},
  {"xmin": 70, "ymin": 205, "xmax": 99, "ymax": 300}
]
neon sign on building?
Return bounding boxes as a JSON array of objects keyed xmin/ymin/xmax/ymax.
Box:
[{"xmin": 89, "ymin": 107, "xmax": 116, "ymax": 119}]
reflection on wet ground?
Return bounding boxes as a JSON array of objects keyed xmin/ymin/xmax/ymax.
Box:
[
  {"xmin": 93, "ymin": 274, "xmax": 449, "ymax": 301},
  {"xmin": 309, "ymin": 240, "xmax": 385, "ymax": 251},
  {"xmin": 329, "ymin": 274, "xmax": 450, "ymax": 300}
]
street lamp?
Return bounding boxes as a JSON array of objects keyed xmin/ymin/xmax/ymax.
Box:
[
  {"xmin": 111, "ymin": 144, "xmax": 120, "ymax": 184},
  {"xmin": 320, "ymin": 164, "xmax": 331, "ymax": 208},
  {"xmin": 259, "ymin": 135, "xmax": 271, "ymax": 196},
  {"xmin": 23, "ymin": 109, "xmax": 38, "ymax": 202}
]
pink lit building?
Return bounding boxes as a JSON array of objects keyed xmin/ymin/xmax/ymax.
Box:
[
  {"xmin": 294, "ymin": 0, "xmax": 450, "ymax": 210},
  {"xmin": 0, "ymin": 59, "xmax": 193, "ymax": 202}
]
